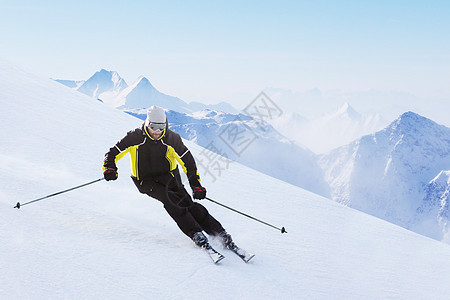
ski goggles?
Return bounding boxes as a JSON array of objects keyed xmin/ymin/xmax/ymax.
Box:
[{"xmin": 148, "ymin": 122, "xmax": 166, "ymax": 132}]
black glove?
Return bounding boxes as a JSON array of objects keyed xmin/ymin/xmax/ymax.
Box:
[
  {"xmin": 103, "ymin": 168, "xmax": 118, "ymax": 181},
  {"xmin": 192, "ymin": 186, "xmax": 206, "ymax": 200}
]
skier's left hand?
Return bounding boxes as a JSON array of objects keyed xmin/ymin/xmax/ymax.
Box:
[{"xmin": 193, "ymin": 186, "xmax": 207, "ymax": 200}]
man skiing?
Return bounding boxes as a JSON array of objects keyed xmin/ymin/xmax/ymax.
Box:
[{"xmin": 102, "ymin": 106, "xmax": 236, "ymax": 254}]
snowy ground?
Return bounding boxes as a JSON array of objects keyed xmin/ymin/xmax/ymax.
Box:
[{"xmin": 2, "ymin": 60, "xmax": 450, "ymax": 299}]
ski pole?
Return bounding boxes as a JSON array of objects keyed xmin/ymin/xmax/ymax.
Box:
[
  {"xmin": 14, "ymin": 178, "xmax": 105, "ymax": 209},
  {"xmin": 205, "ymin": 197, "xmax": 287, "ymax": 234}
]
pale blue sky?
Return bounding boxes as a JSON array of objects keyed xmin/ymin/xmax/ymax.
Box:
[{"xmin": 1, "ymin": 0, "xmax": 449, "ymax": 104}]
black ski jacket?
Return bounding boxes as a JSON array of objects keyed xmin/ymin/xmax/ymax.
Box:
[{"xmin": 103, "ymin": 124, "xmax": 201, "ymax": 189}]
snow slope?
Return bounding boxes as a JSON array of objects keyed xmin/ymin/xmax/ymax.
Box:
[{"xmin": 2, "ymin": 60, "xmax": 450, "ymax": 299}]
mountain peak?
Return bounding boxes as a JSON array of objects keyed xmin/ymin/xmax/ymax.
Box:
[
  {"xmin": 92, "ymin": 68, "xmax": 115, "ymax": 79},
  {"xmin": 77, "ymin": 69, "xmax": 128, "ymax": 98},
  {"xmin": 328, "ymin": 102, "xmax": 361, "ymax": 120},
  {"xmin": 115, "ymin": 76, "xmax": 191, "ymax": 111},
  {"xmin": 399, "ymin": 111, "xmax": 422, "ymax": 121},
  {"xmin": 338, "ymin": 102, "xmax": 359, "ymax": 117},
  {"xmin": 387, "ymin": 111, "xmax": 436, "ymax": 135},
  {"xmin": 133, "ymin": 76, "xmax": 154, "ymax": 88}
]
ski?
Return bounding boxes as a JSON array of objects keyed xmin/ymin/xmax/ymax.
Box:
[
  {"xmin": 204, "ymin": 244, "xmax": 225, "ymax": 264},
  {"xmin": 228, "ymin": 245, "xmax": 255, "ymax": 263}
]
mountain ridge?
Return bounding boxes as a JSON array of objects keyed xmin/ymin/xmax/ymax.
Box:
[
  {"xmin": 319, "ymin": 111, "xmax": 450, "ymax": 242},
  {"xmin": 55, "ymin": 69, "xmax": 237, "ymax": 113}
]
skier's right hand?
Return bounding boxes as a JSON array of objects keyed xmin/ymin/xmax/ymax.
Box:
[{"xmin": 103, "ymin": 168, "xmax": 118, "ymax": 181}]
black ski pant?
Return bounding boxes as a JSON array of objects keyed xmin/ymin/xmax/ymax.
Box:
[{"xmin": 132, "ymin": 173, "xmax": 224, "ymax": 239}]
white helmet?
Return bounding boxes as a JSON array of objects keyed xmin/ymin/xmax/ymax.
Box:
[{"xmin": 145, "ymin": 106, "xmax": 167, "ymax": 127}]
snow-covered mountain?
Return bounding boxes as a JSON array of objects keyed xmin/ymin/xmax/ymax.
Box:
[
  {"xmin": 319, "ymin": 112, "xmax": 450, "ymax": 242},
  {"xmin": 108, "ymin": 75, "xmax": 191, "ymax": 111},
  {"xmin": 76, "ymin": 68, "xmax": 128, "ymax": 99},
  {"xmin": 415, "ymin": 170, "xmax": 450, "ymax": 242},
  {"xmin": 126, "ymin": 109, "xmax": 330, "ymax": 198},
  {"xmin": 269, "ymin": 102, "xmax": 387, "ymax": 154},
  {"xmin": 55, "ymin": 69, "xmax": 238, "ymax": 113},
  {"xmin": 3, "ymin": 59, "xmax": 450, "ymax": 299}
]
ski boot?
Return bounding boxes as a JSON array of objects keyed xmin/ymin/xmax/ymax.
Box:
[
  {"xmin": 218, "ymin": 230, "xmax": 255, "ymax": 263},
  {"xmin": 192, "ymin": 232, "xmax": 225, "ymax": 263},
  {"xmin": 218, "ymin": 230, "xmax": 237, "ymax": 250},
  {"xmin": 192, "ymin": 232, "xmax": 209, "ymax": 248}
]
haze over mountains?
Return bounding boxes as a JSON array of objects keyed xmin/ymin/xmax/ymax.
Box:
[
  {"xmin": 264, "ymin": 87, "xmax": 450, "ymax": 128},
  {"xmin": 268, "ymin": 102, "xmax": 387, "ymax": 153}
]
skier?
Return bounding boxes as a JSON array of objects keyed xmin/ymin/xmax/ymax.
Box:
[{"xmin": 102, "ymin": 105, "xmax": 235, "ymax": 252}]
